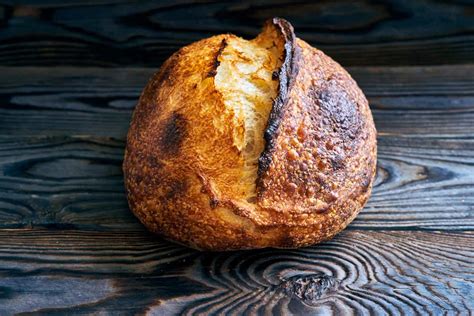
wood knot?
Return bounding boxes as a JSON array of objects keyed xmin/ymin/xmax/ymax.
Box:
[{"xmin": 277, "ymin": 273, "xmax": 339, "ymax": 305}]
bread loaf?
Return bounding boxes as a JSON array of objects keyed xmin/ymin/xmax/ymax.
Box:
[{"xmin": 123, "ymin": 18, "xmax": 377, "ymax": 251}]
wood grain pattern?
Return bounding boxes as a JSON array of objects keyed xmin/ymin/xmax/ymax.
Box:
[
  {"xmin": 0, "ymin": 135, "xmax": 472, "ymax": 231},
  {"xmin": 0, "ymin": 1, "xmax": 473, "ymax": 312},
  {"xmin": 1, "ymin": 65, "xmax": 473, "ymax": 138},
  {"xmin": 0, "ymin": 0, "xmax": 473, "ymax": 67},
  {"xmin": 0, "ymin": 229, "xmax": 472, "ymax": 315},
  {"xmin": 0, "ymin": 136, "xmax": 141, "ymax": 231}
]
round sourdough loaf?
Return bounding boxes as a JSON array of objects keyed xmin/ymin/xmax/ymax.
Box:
[{"xmin": 123, "ymin": 18, "xmax": 377, "ymax": 251}]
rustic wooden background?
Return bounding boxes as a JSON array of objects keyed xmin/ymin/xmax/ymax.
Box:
[{"xmin": 0, "ymin": 0, "xmax": 473, "ymax": 314}]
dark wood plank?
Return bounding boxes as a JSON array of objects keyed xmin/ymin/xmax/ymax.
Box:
[
  {"xmin": 0, "ymin": 0, "xmax": 473, "ymax": 67},
  {"xmin": 0, "ymin": 135, "xmax": 472, "ymax": 231},
  {"xmin": 363, "ymin": 135, "xmax": 474, "ymax": 230},
  {"xmin": 0, "ymin": 229, "xmax": 472, "ymax": 314},
  {"xmin": 0, "ymin": 136, "xmax": 141, "ymax": 230},
  {"xmin": 1, "ymin": 65, "xmax": 473, "ymax": 138}
]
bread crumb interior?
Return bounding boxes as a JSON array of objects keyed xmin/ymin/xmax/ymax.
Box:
[{"xmin": 214, "ymin": 32, "xmax": 283, "ymax": 199}]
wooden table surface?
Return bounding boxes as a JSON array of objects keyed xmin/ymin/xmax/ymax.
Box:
[{"xmin": 1, "ymin": 1, "xmax": 473, "ymax": 315}]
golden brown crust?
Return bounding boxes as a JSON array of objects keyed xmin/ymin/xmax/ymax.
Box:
[{"xmin": 123, "ymin": 18, "xmax": 377, "ymax": 251}]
